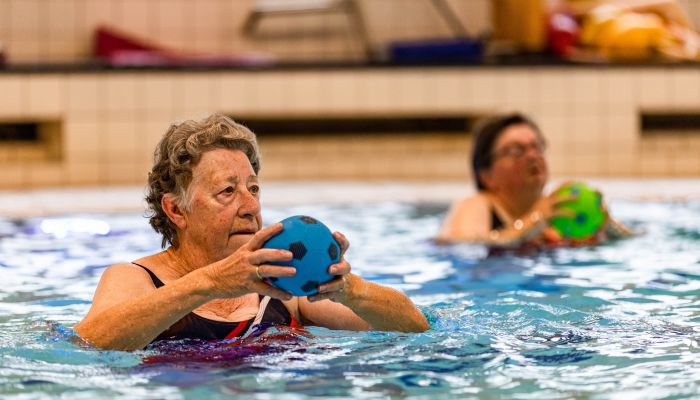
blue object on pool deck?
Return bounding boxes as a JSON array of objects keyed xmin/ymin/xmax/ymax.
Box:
[
  {"xmin": 262, "ymin": 215, "xmax": 339, "ymax": 296},
  {"xmin": 388, "ymin": 38, "xmax": 483, "ymax": 64}
]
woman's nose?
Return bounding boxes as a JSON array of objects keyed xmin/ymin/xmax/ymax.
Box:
[{"xmin": 238, "ymin": 190, "xmax": 260, "ymax": 217}]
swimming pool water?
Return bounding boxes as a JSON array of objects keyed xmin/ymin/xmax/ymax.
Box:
[{"xmin": 1, "ymin": 200, "xmax": 699, "ymax": 399}]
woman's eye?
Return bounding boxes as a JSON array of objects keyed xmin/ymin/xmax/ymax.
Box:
[
  {"xmin": 222, "ymin": 186, "xmax": 234, "ymax": 194},
  {"xmin": 250, "ymin": 185, "xmax": 260, "ymax": 195}
]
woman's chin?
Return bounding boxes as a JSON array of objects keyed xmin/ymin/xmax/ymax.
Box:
[{"xmin": 227, "ymin": 233, "xmax": 254, "ymax": 249}]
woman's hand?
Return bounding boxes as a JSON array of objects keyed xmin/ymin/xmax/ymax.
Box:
[
  {"xmin": 533, "ymin": 184, "xmax": 579, "ymax": 222},
  {"xmin": 202, "ymin": 223, "xmax": 296, "ymax": 300},
  {"xmin": 308, "ymin": 231, "xmax": 357, "ymax": 304}
]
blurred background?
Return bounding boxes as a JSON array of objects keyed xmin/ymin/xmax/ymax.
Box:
[{"xmin": 0, "ymin": 0, "xmax": 699, "ymax": 190}]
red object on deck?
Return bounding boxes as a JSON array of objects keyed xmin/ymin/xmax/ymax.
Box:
[
  {"xmin": 547, "ymin": 13, "xmax": 580, "ymax": 57},
  {"xmin": 94, "ymin": 25, "xmax": 275, "ymax": 67}
]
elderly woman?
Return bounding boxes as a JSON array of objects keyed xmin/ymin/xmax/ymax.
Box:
[
  {"xmin": 76, "ymin": 114, "xmax": 429, "ymax": 351},
  {"xmin": 437, "ymin": 113, "xmax": 630, "ymax": 248}
]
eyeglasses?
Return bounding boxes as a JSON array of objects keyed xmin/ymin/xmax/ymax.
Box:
[{"xmin": 491, "ymin": 140, "xmax": 546, "ymax": 160}]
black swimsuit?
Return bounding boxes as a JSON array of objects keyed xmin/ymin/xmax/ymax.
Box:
[
  {"xmin": 491, "ymin": 208, "xmax": 505, "ymax": 230},
  {"xmin": 132, "ymin": 262, "xmax": 299, "ymax": 343}
]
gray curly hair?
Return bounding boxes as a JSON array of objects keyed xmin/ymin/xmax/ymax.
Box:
[{"xmin": 145, "ymin": 113, "xmax": 261, "ymax": 248}]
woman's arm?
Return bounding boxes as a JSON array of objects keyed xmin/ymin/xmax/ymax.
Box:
[
  {"xmin": 436, "ymin": 192, "xmax": 566, "ymax": 248},
  {"xmin": 76, "ymin": 224, "xmax": 295, "ymax": 351},
  {"xmin": 75, "ymin": 264, "xmax": 219, "ymax": 351},
  {"xmin": 299, "ymin": 274, "xmax": 429, "ymax": 332},
  {"xmin": 298, "ymin": 232, "xmax": 429, "ymax": 333}
]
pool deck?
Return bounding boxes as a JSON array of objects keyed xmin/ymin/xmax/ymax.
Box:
[{"xmin": 0, "ymin": 178, "xmax": 699, "ymax": 217}]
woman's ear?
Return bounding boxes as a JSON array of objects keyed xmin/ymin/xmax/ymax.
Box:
[
  {"xmin": 161, "ymin": 194, "xmax": 187, "ymax": 230},
  {"xmin": 478, "ymin": 168, "xmax": 496, "ymax": 191}
]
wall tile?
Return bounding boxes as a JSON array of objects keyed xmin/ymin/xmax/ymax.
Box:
[
  {"xmin": 178, "ymin": 73, "xmax": 219, "ymax": 116},
  {"xmin": 27, "ymin": 76, "xmax": 65, "ymax": 116},
  {"xmin": 287, "ymin": 72, "xmax": 325, "ymax": 113},
  {"xmin": 429, "ymin": 69, "xmax": 469, "ymax": 112},
  {"xmin": 66, "ymin": 75, "xmax": 103, "ymax": 113},
  {"xmin": 47, "ymin": 0, "xmax": 78, "ymax": 33},
  {"xmin": 572, "ymin": 70, "xmax": 601, "ymax": 106},
  {"xmin": 218, "ymin": 73, "xmax": 256, "ymax": 113},
  {"xmin": 83, "ymin": 0, "xmax": 118, "ymax": 32},
  {"xmin": 103, "ymin": 118, "xmax": 137, "ymax": 155},
  {"xmin": 9, "ymin": 0, "xmax": 42, "ymax": 34},
  {"xmin": 394, "ymin": 70, "xmax": 431, "ymax": 111},
  {"xmin": 105, "ymin": 74, "xmax": 138, "ymax": 114},
  {"xmin": 670, "ymin": 69, "xmax": 700, "ymax": 108},
  {"xmin": 63, "ymin": 119, "xmax": 102, "ymax": 162},
  {"xmin": 602, "ymin": 69, "xmax": 638, "ymax": 106},
  {"xmin": 65, "ymin": 160, "xmax": 103, "ymax": 185},
  {"xmin": 0, "ymin": 76, "xmax": 26, "ymax": 117},
  {"xmin": 671, "ymin": 154, "xmax": 700, "ymax": 175},
  {"xmin": 119, "ymin": 0, "xmax": 152, "ymax": 37},
  {"xmin": 0, "ymin": 163, "xmax": 26, "ymax": 187},
  {"xmin": 105, "ymin": 155, "xmax": 139, "ymax": 184},
  {"xmin": 638, "ymin": 69, "xmax": 671, "ymax": 110},
  {"xmin": 140, "ymin": 74, "xmax": 178, "ymax": 113},
  {"xmin": 26, "ymin": 163, "xmax": 65, "ymax": 187}
]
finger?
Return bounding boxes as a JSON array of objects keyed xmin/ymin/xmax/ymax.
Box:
[
  {"xmin": 550, "ymin": 208, "xmax": 576, "ymax": 219},
  {"xmin": 552, "ymin": 194, "xmax": 578, "ymax": 206},
  {"xmin": 252, "ymin": 281, "xmax": 293, "ymax": 301},
  {"xmin": 318, "ymin": 276, "xmax": 345, "ymax": 293},
  {"xmin": 248, "ymin": 248, "xmax": 293, "ymax": 265},
  {"xmin": 307, "ymin": 292, "xmax": 332, "ymax": 302},
  {"xmin": 328, "ymin": 260, "xmax": 350, "ymax": 276},
  {"xmin": 256, "ymin": 264, "xmax": 297, "ymax": 278},
  {"xmin": 332, "ymin": 231, "xmax": 349, "ymax": 256},
  {"xmin": 554, "ymin": 180, "xmax": 575, "ymax": 191},
  {"xmin": 247, "ymin": 223, "xmax": 284, "ymax": 250}
]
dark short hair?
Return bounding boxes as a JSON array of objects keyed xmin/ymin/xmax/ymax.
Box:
[{"xmin": 470, "ymin": 113, "xmax": 543, "ymax": 190}]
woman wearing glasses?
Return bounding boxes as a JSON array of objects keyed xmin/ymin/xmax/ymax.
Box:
[{"xmin": 437, "ymin": 113, "xmax": 630, "ymax": 248}]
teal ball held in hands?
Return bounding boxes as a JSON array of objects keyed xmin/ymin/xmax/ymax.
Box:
[
  {"xmin": 550, "ymin": 182, "xmax": 606, "ymax": 240},
  {"xmin": 262, "ymin": 215, "xmax": 340, "ymax": 296}
]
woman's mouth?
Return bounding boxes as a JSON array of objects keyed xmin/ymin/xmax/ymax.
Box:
[{"xmin": 229, "ymin": 229, "xmax": 256, "ymax": 237}]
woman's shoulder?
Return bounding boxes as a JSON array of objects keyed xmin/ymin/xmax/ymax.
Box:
[
  {"xmin": 449, "ymin": 191, "xmax": 493, "ymax": 213},
  {"xmin": 100, "ymin": 262, "xmax": 155, "ymax": 284}
]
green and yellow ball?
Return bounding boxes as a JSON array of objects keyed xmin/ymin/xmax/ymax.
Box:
[{"xmin": 550, "ymin": 182, "xmax": 606, "ymax": 240}]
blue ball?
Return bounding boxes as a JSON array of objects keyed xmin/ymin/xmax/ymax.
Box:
[{"xmin": 262, "ymin": 215, "xmax": 340, "ymax": 296}]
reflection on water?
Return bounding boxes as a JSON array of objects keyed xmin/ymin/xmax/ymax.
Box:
[{"xmin": 1, "ymin": 200, "xmax": 699, "ymax": 399}]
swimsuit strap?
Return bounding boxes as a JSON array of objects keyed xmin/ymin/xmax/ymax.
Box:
[
  {"xmin": 240, "ymin": 296, "xmax": 272, "ymax": 339},
  {"xmin": 131, "ymin": 262, "xmax": 165, "ymax": 288}
]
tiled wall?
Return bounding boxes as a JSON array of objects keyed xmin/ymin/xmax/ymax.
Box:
[{"xmin": 0, "ymin": 67, "xmax": 698, "ymax": 188}]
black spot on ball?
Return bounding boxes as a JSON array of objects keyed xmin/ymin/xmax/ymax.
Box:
[
  {"xmin": 300, "ymin": 216, "xmax": 318, "ymax": 224},
  {"xmin": 328, "ymin": 242, "xmax": 339, "ymax": 261},
  {"xmin": 268, "ymin": 277, "xmax": 278, "ymax": 282},
  {"xmin": 289, "ymin": 241, "xmax": 307, "ymax": 260},
  {"xmin": 575, "ymin": 213, "xmax": 587, "ymax": 225},
  {"xmin": 301, "ymin": 280, "xmax": 318, "ymax": 293}
]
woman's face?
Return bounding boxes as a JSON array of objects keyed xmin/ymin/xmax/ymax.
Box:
[
  {"xmin": 482, "ymin": 123, "xmax": 548, "ymax": 194},
  {"xmin": 180, "ymin": 148, "xmax": 262, "ymax": 261}
]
